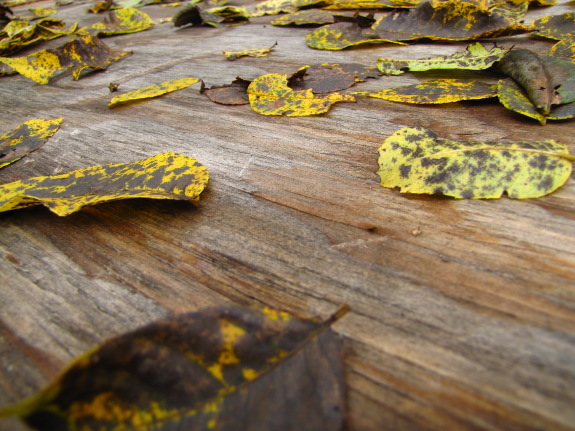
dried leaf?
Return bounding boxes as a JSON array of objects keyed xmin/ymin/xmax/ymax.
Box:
[
  {"xmin": 26, "ymin": 7, "xmax": 57, "ymax": 19},
  {"xmin": 306, "ymin": 22, "xmax": 404, "ymax": 50},
  {"xmin": 247, "ymin": 73, "xmax": 355, "ymax": 116},
  {"xmin": 289, "ymin": 65, "xmax": 357, "ymax": 93},
  {"xmin": 108, "ymin": 77, "xmax": 201, "ymax": 107},
  {"xmin": 532, "ymin": 12, "xmax": 575, "ymax": 40},
  {"xmin": 497, "ymin": 78, "xmax": 575, "ymax": 124},
  {"xmin": 222, "ymin": 42, "xmax": 276, "ymax": 61},
  {"xmin": 1, "ymin": 305, "xmax": 346, "ymax": 431},
  {"xmin": 201, "ymin": 77, "xmax": 251, "ymax": 105},
  {"xmin": 377, "ymin": 126, "xmax": 573, "ymax": 199},
  {"xmin": 88, "ymin": 0, "xmax": 117, "ymax": 13},
  {"xmin": 322, "ymin": 0, "xmax": 419, "ymax": 10},
  {"xmin": 315, "ymin": 62, "xmax": 383, "ymax": 81},
  {"xmin": 250, "ymin": 0, "xmax": 324, "ymax": 17},
  {"xmin": 173, "ymin": 3, "xmax": 248, "ymax": 26},
  {"xmin": 0, "ymin": 35, "xmax": 131, "ymax": 84},
  {"xmin": 271, "ymin": 9, "xmax": 335, "ymax": 26},
  {"xmin": 0, "ymin": 118, "xmax": 62, "ymax": 169},
  {"xmin": 549, "ymin": 36, "xmax": 575, "ymax": 61},
  {"xmin": 362, "ymin": 79, "xmax": 497, "ymax": 104},
  {"xmin": 372, "ymin": 0, "xmax": 532, "ymax": 41},
  {"xmin": 377, "ymin": 42, "xmax": 509, "ymax": 75},
  {"xmin": 89, "ymin": 7, "xmax": 154, "ymax": 36},
  {"xmin": 488, "ymin": 0, "xmax": 529, "ymax": 21},
  {"xmin": 0, "ymin": 152, "xmax": 209, "ymax": 216}
]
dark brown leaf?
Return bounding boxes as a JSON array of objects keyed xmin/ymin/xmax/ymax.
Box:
[{"xmin": 201, "ymin": 77, "xmax": 251, "ymax": 105}]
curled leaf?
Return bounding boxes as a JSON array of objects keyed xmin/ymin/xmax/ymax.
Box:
[
  {"xmin": 0, "ymin": 118, "xmax": 62, "ymax": 169},
  {"xmin": 247, "ymin": 73, "xmax": 355, "ymax": 116},
  {"xmin": 222, "ymin": 42, "xmax": 276, "ymax": 61},
  {"xmin": 0, "ymin": 35, "xmax": 131, "ymax": 84},
  {"xmin": 1, "ymin": 305, "xmax": 346, "ymax": 431},
  {"xmin": 377, "ymin": 42, "xmax": 509, "ymax": 75},
  {"xmin": 377, "ymin": 126, "xmax": 573, "ymax": 199},
  {"xmin": 306, "ymin": 21, "xmax": 404, "ymax": 50},
  {"xmin": 0, "ymin": 152, "xmax": 209, "ymax": 216},
  {"xmin": 108, "ymin": 77, "xmax": 201, "ymax": 107},
  {"xmin": 173, "ymin": 4, "xmax": 248, "ymax": 27},
  {"xmin": 89, "ymin": 7, "xmax": 154, "ymax": 36},
  {"xmin": 362, "ymin": 79, "xmax": 497, "ymax": 104}
]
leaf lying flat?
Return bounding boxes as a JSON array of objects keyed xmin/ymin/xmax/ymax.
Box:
[
  {"xmin": 377, "ymin": 42, "xmax": 509, "ymax": 75},
  {"xmin": 89, "ymin": 7, "xmax": 154, "ymax": 36},
  {"xmin": 306, "ymin": 22, "xmax": 404, "ymax": 50},
  {"xmin": 0, "ymin": 35, "xmax": 131, "ymax": 84},
  {"xmin": 532, "ymin": 12, "xmax": 575, "ymax": 40},
  {"xmin": 108, "ymin": 77, "xmax": 200, "ymax": 107},
  {"xmin": 549, "ymin": 36, "xmax": 575, "ymax": 61},
  {"xmin": 201, "ymin": 77, "xmax": 251, "ymax": 105},
  {"xmin": 271, "ymin": 9, "xmax": 334, "ymax": 26},
  {"xmin": 363, "ymin": 79, "xmax": 497, "ymax": 104},
  {"xmin": 222, "ymin": 43, "xmax": 276, "ymax": 61},
  {"xmin": 373, "ymin": 0, "xmax": 531, "ymax": 41},
  {"xmin": 377, "ymin": 126, "xmax": 573, "ymax": 199},
  {"xmin": 289, "ymin": 65, "xmax": 357, "ymax": 93},
  {"xmin": 0, "ymin": 152, "xmax": 209, "ymax": 216},
  {"xmin": 247, "ymin": 73, "xmax": 355, "ymax": 116},
  {"xmin": 249, "ymin": 0, "xmax": 324, "ymax": 17},
  {"xmin": 0, "ymin": 118, "xmax": 62, "ymax": 169},
  {"xmin": 173, "ymin": 4, "xmax": 248, "ymax": 27},
  {"xmin": 2, "ymin": 305, "xmax": 345, "ymax": 431},
  {"xmin": 322, "ymin": 0, "xmax": 419, "ymax": 9}
]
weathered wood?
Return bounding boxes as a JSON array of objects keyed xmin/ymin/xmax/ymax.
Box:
[{"xmin": 1, "ymin": 1, "xmax": 575, "ymax": 430}]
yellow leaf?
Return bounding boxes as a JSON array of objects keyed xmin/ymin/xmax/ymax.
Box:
[
  {"xmin": 89, "ymin": 7, "xmax": 154, "ymax": 36},
  {"xmin": 0, "ymin": 152, "xmax": 209, "ymax": 216},
  {"xmin": 377, "ymin": 126, "xmax": 574, "ymax": 199},
  {"xmin": 222, "ymin": 43, "xmax": 276, "ymax": 60},
  {"xmin": 247, "ymin": 73, "xmax": 355, "ymax": 116},
  {"xmin": 108, "ymin": 77, "xmax": 201, "ymax": 107}
]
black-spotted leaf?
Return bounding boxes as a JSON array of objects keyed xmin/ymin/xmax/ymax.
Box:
[
  {"xmin": 377, "ymin": 126, "xmax": 573, "ymax": 199},
  {"xmin": 532, "ymin": 12, "xmax": 575, "ymax": 40},
  {"xmin": 108, "ymin": 77, "xmax": 201, "ymax": 107},
  {"xmin": 271, "ymin": 9, "xmax": 334, "ymax": 26},
  {"xmin": 222, "ymin": 43, "xmax": 276, "ymax": 61},
  {"xmin": 89, "ymin": 7, "xmax": 154, "ymax": 36},
  {"xmin": 362, "ymin": 79, "xmax": 497, "ymax": 104},
  {"xmin": 0, "ymin": 35, "xmax": 131, "ymax": 84},
  {"xmin": 0, "ymin": 118, "xmax": 62, "ymax": 169},
  {"xmin": 372, "ymin": 0, "xmax": 531, "ymax": 41},
  {"xmin": 322, "ymin": 0, "xmax": 419, "ymax": 10},
  {"xmin": 247, "ymin": 73, "xmax": 355, "ymax": 116},
  {"xmin": 549, "ymin": 36, "xmax": 575, "ymax": 61},
  {"xmin": 173, "ymin": 3, "xmax": 248, "ymax": 26},
  {"xmin": 249, "ymin": 0, "xmax": 324, "ymax": 17},
  {"xmin": 306, "ymin": 22, "xmax": 404, "ymax": 50},
  {"xmin": 377, "ymin": 42, "xmax": 509, "ymax": 75},
  {"xmin": 0, "ymin": 152, "xmax": 209, "ymax": 216},
  {"xmin": 1, "ymin": 305, "xmax": 346, "ymax": 431}
]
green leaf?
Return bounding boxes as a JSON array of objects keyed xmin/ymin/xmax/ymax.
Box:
[
  {"xmin": 532, "ymin": 12, "xmax": 575, "ymax": 41},
  {"xmin": 362, "ymin": 79, "xmax": 497, "ymax": 104},
  {"xmin": 377, "ymin": 42, "xmax": 509, "ymax": 75},
  {"xmin": 0, "ymin": 152, "xmax": 209, "ymax": 216},
  {"xmin": 0, "ymin": 118, "xmax": 62, "ymax": 169},
  {"xmin": 377, "ymin": 126, "xmax": 573, "ymax": 199},
  {"xmin": 108, "ymin": 77, "xmax": 201, "ymax": 107},
  {"xmin": 1, "ymin": 305, "xmax": 346, "ymax": 431}
]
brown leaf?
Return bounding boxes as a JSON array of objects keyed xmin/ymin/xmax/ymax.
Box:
[
  {"xmin": 201, "ymin": 77, "xmax": 251, "ymax": 105},
  {"xmin": 288, "ymin": 65, "xmax": 357, "ymax": 93}
]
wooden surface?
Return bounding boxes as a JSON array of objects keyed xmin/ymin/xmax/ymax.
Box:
[{"xmin": 1, "ymin": 1, "xmax": 575, "ymax": 430}]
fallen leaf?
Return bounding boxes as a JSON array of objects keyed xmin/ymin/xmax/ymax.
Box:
[
  {"xmin": 0, "ymin": 152, "xmax": 209, "ymax": 216},
  {"xmin": 173, "ymin": 4, "xmax": 248, "ymax": 27},
  {"xmin": 362, "ymin": 79, "xmax": 497, "ymax": 104},
  {"xmin": 372, "ymin": 0, "xmax": 532, "ymax": 41},
  {"xmin": 377, "ymin": 126, "xmax": 573, "ymax": 199},
  {"xmin": 108, "ymin": 77, "xmax": 201, "ymax": 107},
  {"xmin": 249, "ymin": 0, "xmax": 324, "ymax": 17},
  {"xmin": 89, "ymin": 7, "xmax": 154, "ymax": 36},
  {"xmin": 88, "ymin": 0, "xmax": 117, "ymax": 13},
  {"xmin": 314, "ymin": 62, "xmax": 383, "ymax": 81},
  {"xmin": 377, "ymin": 42, "xmax": 509, "ymax": 75},
  {"xmin": 271, "ymin": 9, "xmax": 335, "ymax": 26},
  {"xmin": 532, "ymin": 12, "xmax": 575, "ymax": 40},
  {"xmin": 247, "ymin": 73, "xmax": 355, "ymax": 116},
  {"xmin": 488, "ymin": 0, "xmax": 529, "ymax": 21},
  {"xmin": 497, "ymin": 78, "xmax": 575, "ymax": 124},
  {"xmin": 1, "ymin": 305, "xmax": 346, "ymax": 431},
  {"xmin": 322, "ymin": 0, "xmax": 419, "ymax": 9},
  {"xmin": 26, "ymin": 7, "xmax": 57, "ymax": 19},
  {"xmin": 306, "ymin": 21, "xmax": 404, "ymax": 50},
  {"xmin": 201, "ymin": 77, "xmax": 251, "ymax": 105},
  {"xmin": 0, "ymin": 118, "xmax": 62, "ymax": 169},
  {"xmin": 289, "ymin": 65, "xmax": 357, "ymax": 93},
  {"xmin": 0, "ymin": 35, "xmax": 131, "ymax": 84},
  {"xmin": 222, "ymin": 42, "xmax": 276, "ymax": 60},
  {"xmin": 549, "ymin": 36, "xmax": 575, "ymax": 61}
]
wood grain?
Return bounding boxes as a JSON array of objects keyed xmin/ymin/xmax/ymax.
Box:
[{"xmin": 1, "ymin": 1, "xmax": 574, "ymax": 430}]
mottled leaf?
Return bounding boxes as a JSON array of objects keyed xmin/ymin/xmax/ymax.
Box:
[
  {"xmin": 532, "ymin": 12, "xmax": 575, "ymax": 40},
  {"xmin": 497, "ymin": 78, "xmax": 575, "ymax": 124},
  {"xmin": 488, "ymin": 0, "xmax": 529, "ymax": 21},
  {"xmin": 377, "ymin": 42, "xmax": 509, "ymax": 76},
  {"xmin": 1, "ymin": 305, "xmax": 346, "ymax": 431},
  {"xmin": 322, "ymin": 0, "xmax": 419, "ymax": 9},
  {"xmin": 201, "ymin": 77, "xmax": 251, "ymax": 105},
  {"xmin": 89, "ymin": 7, "xmax": 154, "ymax": 36},
  {"xmin": 0, "ymin": 118, "xmax": 62, "ymax": 169},
  {"xmin": 222, "ymin": 42, "xmax": 276, "ymax": 61},
  {"xmin": 0, "ymin": 152, "xmax": 209, "ymax": 216},
  {"xmin": 377, "ymin": 126, "xmax": 573, "ymax": 199},
  {"xmin": 249, "ymin": 0, "xmax": 324, "ymax": 17},
  {"xmin": 26, "ymin": 7, "xmax": 57, "ymax": 19},
  {"xmin": 173, "ymin": 4, "xmax": 247, "ymax": 27},
  {"xmin": 88, "ymin": 0, "xmax": 117, "ymax": 13},
  {"xmin": 362, "ymin": 79, "xmax": 497, "ymax": 104},
  {"xmin": 317, "ymin": 62, "xmax": 383, "ymax": 81},
  {"xmin": 247, "ymin": 73, "xmax": 355, "ymax": 116},
  {"xmin": 306, "ymin": 22, "xmax": 404, "ymax": 50},
  {"xmin": 0, "ymin": 35, "xmax": 131, "ymax": 84},
  {"xmin": 373, "ymin": 0, "xmax": 532, "ymax": 41},
  {"xmin": 289, "ymin": 65, "xmax": 357, "ymax": 93},
  {"xmin": 549, "ymin": 36, "xmax": 575, "ymax": 61},
  {"xmin": 108, "ymin": 77, "xmax": 201, "ymax": 107},
  {"xmin": 271, "ymin": 9, "xmax": 334, "ymax": 26}
]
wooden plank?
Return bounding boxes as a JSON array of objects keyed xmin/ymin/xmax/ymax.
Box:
[{"xmin": 1, "ymin": 1, "xmax": 575, "ymax": 430}]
